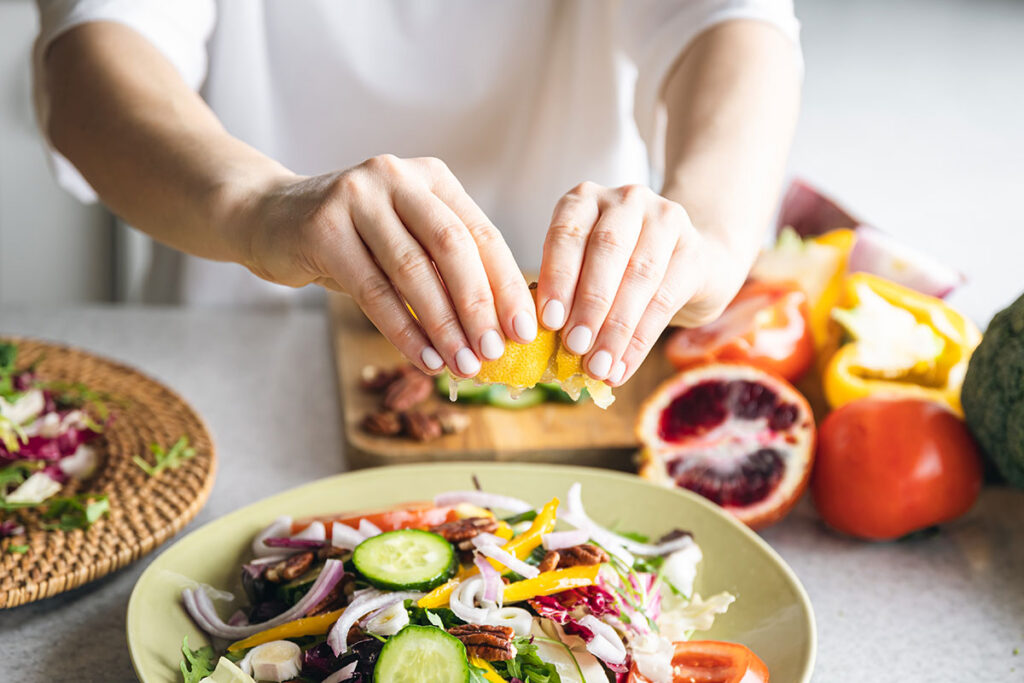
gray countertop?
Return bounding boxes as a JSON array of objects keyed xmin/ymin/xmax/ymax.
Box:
[{"xmin": 0, "ymin": 305, "xmax": 1021, "ymax": 682}]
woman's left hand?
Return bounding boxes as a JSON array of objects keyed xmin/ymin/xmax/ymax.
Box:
[{"xmin": 535, "ymin": 182, "xmax": 747, "ymax": 386}]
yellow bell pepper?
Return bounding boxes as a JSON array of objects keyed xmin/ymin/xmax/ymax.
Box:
[
  {"xmin": 226, "ymin": 608, "xmax": 344, "ymax": 652},
  {"xmin": 502, "ymin": 564, "xmax": 600, "ymax": 603},
  {"xmin": 494, "ymin": 521, "xmax": 514, "ymax": 541},
  {"xmin": 418, "ymin": 498, "xmax": 559, "ymax": 609},
  {"xmin": 470, "ymin": 657, "xmax": 508, "ymax": 682},
  {"xmin": 824, "ymin": 272, "xmax": 981, "ymax": 415}
]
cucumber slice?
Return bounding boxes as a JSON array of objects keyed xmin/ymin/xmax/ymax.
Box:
[
  {"xmin": 353, "ymin": 530, "xmax": 455, "ymax": 591},
  {"xmin": 487, "ymin": 384, "xmax": 546, "ymax": 409},
  {"xmin": 373, "ymin": 625, "xmax": 469, "ymax": 683},
  {"xmin": 436, "ymin": 372, "xmax": 490, "ymax": 403}
]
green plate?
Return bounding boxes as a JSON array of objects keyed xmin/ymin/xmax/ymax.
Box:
[{"xmin": 127, "ymin": 463, "xmax": 816, "ymax": 682}]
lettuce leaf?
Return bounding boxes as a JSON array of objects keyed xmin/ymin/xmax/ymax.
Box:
[{"xmin": 179, "ymin": 636, "xmax": 216, "ymax": 683}]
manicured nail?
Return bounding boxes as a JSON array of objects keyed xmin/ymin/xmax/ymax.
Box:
[
  {"xmin": 541, "ymin": 300, "xmax": 566, "ymax": 330},
  {"xmin": 565, "ymin": 326, "xmax": 593, "ymax": 355},
  {"xmin": 588, "ymin": 350, "xmax": 613, "ymax": 379},
  {"xmin": 609, "ymin": 361, "xmax": 626, "ymax": 384},
  {"xmin": 513, "ymin": 311, "xmax": 537, "ymax": 342},
  {"xmin": 455, "ymin": 347, "xmax": 481, "ymax": 376},
  {"xmin": 421, "ymin": 347, "xmax": 444, "ymax": 370},
  {"xmin": 480, "ymin": 329, "xmax": 505, "ymax": 360}
]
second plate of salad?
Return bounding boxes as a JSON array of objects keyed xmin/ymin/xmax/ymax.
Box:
[{"xmin": 127, "ymin": 463, "xmax": 815, "ymax": 682}]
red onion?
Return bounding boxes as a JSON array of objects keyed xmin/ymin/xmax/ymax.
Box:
[
  {"xmin": 847, "ymin": 225, "xmax": 965, "ymax": 298},
  {"xmin": 252, "ymin": 516, "xmax": 293, "ymax": 557},
  {"xmin": 542, "ymin": 529, "xmax": 589, "ymax": 551},
  {"xmin": 331, "ymin": 522, "xmax": 365, "ymax": 549},
  {"xmin": 566, "ymin": 483, "xmax": 694, "ymax": 557},
  {"xmin": 469, "ymin": 532, "xmax": 508, "ymax": 549},
  {"xmin": 434, "ymin": 490, "xmax": 532, "ymax": 514},
  {"xmin": 474, "ymin": 554, "xmax": 501, "ymax": 604},
  {"xmin": 327, "ymin": 590, "xmax": 422, "ymax": 655},
  {"xmin": 322, "ymin": 662, "xmax": 357, "ymax": 683},
  {"xmin": 476, "ymin": 543, "xmax": 539, "ymax": 579},
  {"xmin": 579, "ymin": 615, "xmax": 627, "ymax": 665},
  {"xmin": 357, "ymin": 519, "xmax": 383, "ymax": 537},
  {"xmin": 183, "ymin": 559, "xmax": 346, "ymax": 639},
  {"xmin": 449, "ymin": 576, "xmax": 491, "ymax": 624},
  {"xmin": 263, "ymin": 537, "xmax": 327, "ymax": 549}
]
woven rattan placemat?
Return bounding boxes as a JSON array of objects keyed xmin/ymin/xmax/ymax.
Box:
[{"xmin": 0, "ymin": 337, "xmax": 216, "ymax": 608}]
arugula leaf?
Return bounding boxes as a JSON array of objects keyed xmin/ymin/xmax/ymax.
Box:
[
  {"xmin": 7, "ymin": 544, "xmax": 28, "ymax": 554},
  {"xmin": 0, "ymin": 460, "xmax": 44, "ymax": 491},
  {"xmin": 405, "ymin": 601, "xmax": 463, "ymax": 629},
  {"xmin": 492, "ymin": 637, "xmax": 562, "ymax": 683},
  {"xmin": 502, "ymin": 509, "xmax": 538, "ymax": 525},
  {"xmin": 40, "ymin": 494, "xmax": 110, "ymax": 531},
  {"xmin": 38, "ymin": 380, "xmax": 122, "ymax": 421},
  {"xmin": 133, "ymin": 436, "xmax": 196, "ymax": 477},
  {"xmin": 424, "ymin": 609, "xmax": 445, "ymax": 629},
  {"xmin": 180, "ymin": 636, "xmax": 217, "ymax": 683},
  {"xmin": 616, "ymin": 529, "xmax": 650, "ymax": 543}
]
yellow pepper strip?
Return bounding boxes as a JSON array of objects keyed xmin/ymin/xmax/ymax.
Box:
[
  {"xmin": 824, "ymin": 273, "xmax": 981, "ymax": 415},
  {"xmin": 226, "ymin": 608, "xmax": 343, "ymax": 652},
  {"xmin": 494, "ymin": 521, "xmax": 514, "ymax": 541},
  {"xmin": 502, "ymin": 564, "xmax": 600, "ymax": 604},
  {"xmin": 470, "ymin": 657, "xmax": 507, "ymax": 682},
  {"xmin": 418, "ymin": 578, "xmax": 460, "ymax": 609}
]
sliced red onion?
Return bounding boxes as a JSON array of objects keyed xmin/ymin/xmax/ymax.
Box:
[
  {"xmin": 227, "ymin": 610, "xmax": 250, "ymax": 627},
  {"xmin": 323, "ymin": 662, "xmax": 357, "ymax": 683},
  {"xmin": 560, "ymin": 511, "xmax": 634, "ymax": 566},
  {"xmin": 357, "ymin": 519, "xmax": 382, "ymax": 538},
  {"xmin": 434, "ymin": 490, "xmax": 533, "ymax": 514},
  {"xmin": 294, "ymin": 521, "xmax": 327, "ymax": 542},
  {"xmin": 449, "ymin": 576, "xmax": 492, "ymax": 624},
  {"xmin": 542, "ymin": 529, "xmax": 590, "ymax": 551},
  {"xmin": 775, "ymin": 177, "xmax": 860, "ymax": 237},
  {"xmin": 469, "ymin": 532, "xmax": 507, "ymax": 549},
  {"xmin": 474, "ymin": 553, "xmax": 502, "ymax": 604},
  {"xmin": 327, "ymin": 590, "xmax": 422, "ymax": 655},
  {"xmin": 252, "ymin": 516, "xmax": 293, "ymax": 557},
  {"xmin": 566, "ymin": 484, "xmax": 694, "ymax": 557},
  {"xmin": 476, "ymin": 543, "xmax": 539, "ymax": 579},
  {"xmin": 247, "ymin": 554, "xmax": 288, "ymax": 567},
  {"xmin": 848, "ymin": 225, "xmax": 965, "ymax": 298},
  {"xmin": 331, "ymin": 522, "xmax": 365, "ymax": 550},
  {"xmin": 486, "ymin": 606, "xmax": 534, "ymax": 637},
  {"xmin": 184, "ymin": 559, "xmax": 346, "ymax": 639},
  {"xmin": 579, "ymin": 615, "xmax": 627, "ymax": 665},
  {"xmin": 263, "ymin": 537, "xmax": 327, "ymax": 550}
]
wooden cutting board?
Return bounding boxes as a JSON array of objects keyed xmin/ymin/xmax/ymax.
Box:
[{"xmin": 328, "ymin": 294, "xmax": 679, "ymax": 470}]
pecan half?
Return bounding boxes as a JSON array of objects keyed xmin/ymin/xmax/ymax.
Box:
[
  {"xmin": 383, "ymin": 371, "xmax": 433, "ymax": 412},
  {"xmin": 435, "ymin": 406, "xmax": 471, "ymax": 435},
  {"xmin": 447, "ymin": 624, "xmax": 516, "ymax": 661},
  {"xmin": 430, "ymin": 516, "xmax": 499, "ymax": 546},
  {"xmin": 360, "ymin": 365, "xmax": 400, "ymax": 392},
  {"xmin": 306, "ymin": 574, "xmax": 352, "ymax": 616},
  {"xmin": 264, "ymin": 551, "xmax": 315, "ymax": 583},
  {"xmin": 361, "ymin": 410, "xmax": 402, "ymax": 436},
  {"xmin": 402, "ymin": 410, "xmax": 442, "ymax": 441},
  {"xmin": 540, "ymin": 544, "xmax": 609, "ymax": 570}
]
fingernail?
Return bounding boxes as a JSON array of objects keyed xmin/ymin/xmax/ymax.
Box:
[
  {"xmin": 565, "ymin": 326, "xmax": 593, "ymax": 355},
  {"xmin": 421, "ymin": 347, "xmax": 444, "ymax": 370},
  {"xmin": 588, "ymin": 350, "xmax": 613, "ymax": 379},
  {"xmin": 541, "ymin": 300, "xmax": 566, "ymax": 330},
  {"xmin": 455, "ymin": 347, "xmax": 481, "ymax": 376},
  {"xmin": 480, "ymin": 329, "xmax": 505, "ymax": 360},
  {"xmin": 609, "ymin": 361, "xmax": 626, "ymax": 384},
  {"xmin": 513, "ymin": 311, "xmax": 537, "ymax": 342}
]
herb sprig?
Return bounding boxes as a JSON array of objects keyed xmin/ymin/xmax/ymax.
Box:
[{"xmin": 133, "ymin": 436, "xmax": 196, "ymax": 477}]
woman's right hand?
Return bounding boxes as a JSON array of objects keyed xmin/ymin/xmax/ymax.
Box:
[{"xmin": 234, "ymin": 155, "xmax": 537, "ymax": 376}]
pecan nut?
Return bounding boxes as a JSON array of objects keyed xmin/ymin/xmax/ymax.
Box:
[
  {"xmin": 447, "ymin": 624, "xmax": 516, "ymax": 661},
  {"xmin": 264, "ymin": 551, "xmax": 315, "ymax": 583},
  {"xmin": 361, "ymin": 410, "xmax": 402, "ymax": 436},
  {"xmin": 430, "ymin": 516, "xmax": 499, "ymax": 546},
  {"xmin": 359, "ymin": 365, "xmax": 400, "ymax": 392},
  {"xmin": 383, "ymin": 371, "xmax": 433, "ymax": 412},
  {"xmin": 402, "ymin": 410, "xmax": 443, "ymax": 441},
  {"xmin": 435, "ymin": 406, "xmax": 471, "ymax": 435},
  {"xmin": 540, "ymin": 544, "xmax": 609, "ymax": 570}
]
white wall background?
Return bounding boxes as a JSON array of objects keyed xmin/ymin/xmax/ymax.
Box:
[
  {"xmin": 0, "ymin": 0, "xmax": 114, "ymax": 305},
  {"xmin": 0, "ymin": 0, "xmax": 1022, "ymax": 324}
]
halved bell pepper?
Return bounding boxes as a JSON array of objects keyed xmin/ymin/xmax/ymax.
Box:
[
  {"xmin": 502, "ymin": 564, "xmax": 601, "ymax": 603},
  {"xmin": 226, "ymin": 608, "xmax": 344, "ymax": 652},
  {"xmin": 823, "ymin": 272, "xmax": 981, "ymax": 415}
]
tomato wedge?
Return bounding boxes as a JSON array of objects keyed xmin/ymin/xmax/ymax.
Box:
[
  {"xmin": 628, "ymin": 641, "xmax": 769, "ymax": 683},
  {"xmin": 666, "ymin": 280, "xmax": 813, "ymax": 382},
  {"xmin": 291, "ymin": 502, "xmax": 459, "ymax": 536}
]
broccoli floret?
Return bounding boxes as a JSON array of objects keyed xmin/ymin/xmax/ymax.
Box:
[{"xmin": 962, "ymin": 292, "xmax": 1024, "ymax": 488}]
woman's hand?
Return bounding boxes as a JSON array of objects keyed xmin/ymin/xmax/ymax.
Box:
[
  {"xmin": 536, "ymin": 182, "xmax": 747, "ymax": 386},
  {"xmin": 235, "ymin": 155, "xmax": 538, "ymax": 376}
]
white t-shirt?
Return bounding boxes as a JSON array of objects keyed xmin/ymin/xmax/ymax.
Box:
[{"xmin": 33, "ymin": 0, "xmax": 800, "ymax": 306}]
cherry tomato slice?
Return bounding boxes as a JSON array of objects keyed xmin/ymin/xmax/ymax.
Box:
[
  {"xmin": 628, "ymin": 641, "xmax": 770, "ymax": 683},
  {"xmin": 291, "ymin": 502, "xmax": 459, "ymax": 536},
  {"xmin": 666, "ymin": 280, "xmax": 813, "ymax": 382}
]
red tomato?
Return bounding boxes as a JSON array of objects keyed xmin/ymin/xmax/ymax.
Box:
[
  {"xmin": 291, "ymin": 502, "xmax": 459, "ymax": 536},
  {"xmin": 812, "ymin": 398, "xmax": 983, "ymax": 540},
  {"xmin": 628, "ymin": 641, "xmax": 770, "ymax": 683},
  {"xmin": 666, "ymin": 280, "xmax": 814, "ymax": 382}
]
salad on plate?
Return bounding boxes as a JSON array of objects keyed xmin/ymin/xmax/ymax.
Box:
[{"xmin": 179, "ymin": 484, "xmax": 768, "ymax": 683}]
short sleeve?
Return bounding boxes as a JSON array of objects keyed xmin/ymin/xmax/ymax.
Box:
[
  {"xmin": 618, "ymin": 0, "xmax": 802, "ymax": 175},
  {"xmin": 32, "ymin": 0, "xmax": 217, "ymax": 202}
]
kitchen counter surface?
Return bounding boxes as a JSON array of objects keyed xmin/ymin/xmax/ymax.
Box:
[{"xmin": 0, "ymin": 305, "xmax": 1021, "ymax": 682}]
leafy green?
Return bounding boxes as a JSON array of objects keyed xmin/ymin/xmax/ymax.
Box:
[
  {"xmin": 502, "ymin": 509, "xmax": 538, "ymax": 525},
  {"xmin": 180, "ymin": 636, "xmax": 217, "ymax": 683},
  {"xmin": 0, "ymin": 415, "xmax": 27, "ymax": 453},
  {"xmin": 7, "ymin": 544, "xmax": 28, "ymax": 554},
  {"xmin": 40, "ymin": 494, "xmax": 110, "ymax": 531},
  {"xmin": 38, "ymin": 380, "xmax": 122, "ymax": 421},
  {"xmin": 405, "ymin": 601, "xmax": 463, "ymax": 629},
  {"xmin": 492, "ymin": 637, "xmax": 562, "ymax": 683},
  {"xmin": 0, "ymin": 342, "xmax": 18, "ymax": 401},
  {"xmin": 616, "ymin": 529, "xmax": 649, "ymax": 543},
  {"xmin": 133, "ymin": 436, "xmax": 196, "ymax": 477},
  {"xmin": 0, "ymin": 460, "xmax": 44, "ymax": 491}
]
